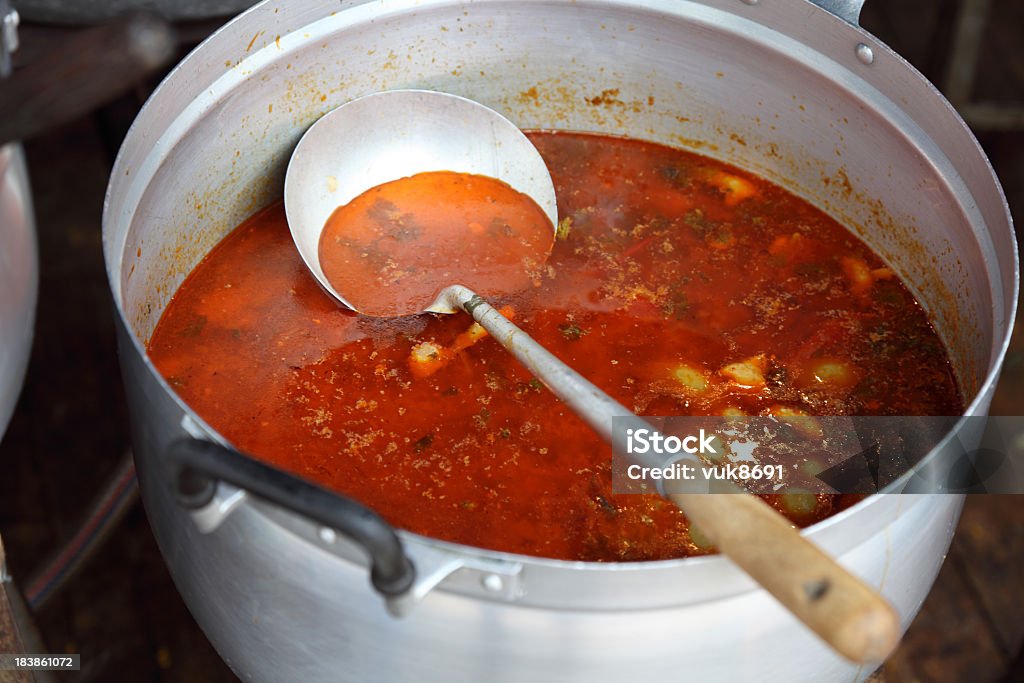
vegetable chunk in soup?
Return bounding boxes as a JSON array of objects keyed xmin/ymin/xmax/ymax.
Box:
[{"xmin": 147, "ymin": 132, "xmax": 962, "ymax": 562}]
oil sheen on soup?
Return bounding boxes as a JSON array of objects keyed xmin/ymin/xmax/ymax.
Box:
[{"xmin": 147, "ymin": 132, "xmax": 963, "ymax": 562}]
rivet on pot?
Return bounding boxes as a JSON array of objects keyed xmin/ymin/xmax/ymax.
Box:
[
  {"xmin": 319, "ymin": 527, "xmax": 337, "ymax": 544},
  {"xmin": 741, "ymin": 0, "xmax": 759, "ymax": 5},
  {"xmin": 855, "ymin": 43, "xmax": 874, "ymax": 65},
  {"xmin": 481, "ymin": 574, "xmax": 505, "ymax": 592}
]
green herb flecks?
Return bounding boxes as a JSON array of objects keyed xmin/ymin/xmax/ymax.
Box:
[
  {"xmin": 559, "ymin": 323, "xmax": 590, "ymax": 341},
  {"xmin": 556, "ymin": 216, "xmax": 573, "ymax": 241}
]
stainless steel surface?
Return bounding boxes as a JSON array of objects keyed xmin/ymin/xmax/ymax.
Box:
[
  {"xmin": 0, "ymin": 143, "xmax": 37, "ymax": 443},
  {"xmin": 0, "ymin": 0, "xmax": 17, "ymax": 78},
  {"xmin": 0, "ymin": 0, "xmax": 32, "ymax": 443},
  {"xmin": 283, "ymin": 89, "xmax": 558, "ymax": 313},
  {"xmin": 102, "ymin": 0, "xmax": 1017, "ymax": 681}
]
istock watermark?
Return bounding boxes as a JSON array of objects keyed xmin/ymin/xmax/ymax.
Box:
[
  {"xmin": 625, "ymin": 427, "xmax": 718, "ymax": 455},
  {"xmin": 610, "ymin": 415, "xmax": 1024, "ymax": 495}
]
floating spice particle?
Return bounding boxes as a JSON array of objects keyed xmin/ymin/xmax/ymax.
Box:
[
  {"xmin": 559, "ymin": 323, "xmax": 589, "ymax": 341},
  {"xmin": 181, "ymin": 315, "xmax": 207, "ymax": 338},
  {"xmin": 663, "ymin": 290, "xmax": 691, "ymax": 319},
  {"xmin": 766, "ymin": 364, "xmax": 788, "ymax": 387},
  {"xmin": 413, "ymin": 433, "xmax": 433, "ymax": 452},
  {"xmin": 484, "ymin": 372, "xmax": 506, "ymax": 391},
  {"xmin": 795, "ymin": 262, "xmax": 827, "ymax": 280},
  {"xmin": 488, "ymin": 216, "xmax": 514, "ymax": 237},
  {"xmin": 472, "ymin": 408, "xmax": 492, "ymax": 429},
  {"xmin": 706, "ymin": 224, "xmax": 736, "ymax": 249},
  {"xmin": 684, "ymin": 208, "xmax": 708, "ymax": 234},
  {"xmin": 354, "ymin": 398, "xmax": 379, "ymax": 412},
  {"xmin": 594, "ymin": 494, "xmax": 619, "ymax": 517}
]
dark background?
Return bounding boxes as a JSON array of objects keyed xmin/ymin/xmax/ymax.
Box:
[{"xmin": 1, "ymin": 1, "xmax": 1022, "ymax": 681}]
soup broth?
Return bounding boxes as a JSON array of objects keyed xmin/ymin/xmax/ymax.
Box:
[{"xmin": 147, "ymin": 132, "xmax": 962, "ymax": 561}]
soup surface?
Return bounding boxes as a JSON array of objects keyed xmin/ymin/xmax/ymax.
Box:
[{"xmin": 148, "ymin": 132, "xmax": 962, "ymax": 561}]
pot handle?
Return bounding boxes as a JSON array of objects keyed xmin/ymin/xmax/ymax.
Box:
[
  {"xmin": 807, "ymin": 0, "xmax": 865, "ymax": 25},
  {"xmin": 164, "ymin": 438, "xmax": 415, "ymax": 598}
]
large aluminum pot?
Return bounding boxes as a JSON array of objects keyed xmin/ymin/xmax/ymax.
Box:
[
  {"xmin": 0, "ymin": 142, "xmax": 37, "ymax": 441},
  {"xmin": 102, "ymin": 0, "xmax": 1017, "ymax": 681}
]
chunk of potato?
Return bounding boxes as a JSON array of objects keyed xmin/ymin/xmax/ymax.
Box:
[
  {"xmin": 709, "ymin": 171, "xmax": 757, "ymax": 206},
  {"xmin": 410, "ymin": 341, "xmax": 442, "ymax": 364},
  {"xmin": 408, "ymin": 341, "xmax": 450, "ymax": 379},
  {"xmin": 808, "ymin": 359, "xmax": 858, "ymax": 389},
  {"xmin": 719, "ymin": 406, "xmax": 748, "ymax": 418},
  {"xmin": 781, "ymin": 488, "xmax": 819, "ymax": 516},
  {"xmin": 840, "ymin": 256, "xmax": 874, "ymax": 294},
  {"xmin": 768, "ymin": 232, "xmax": 805, "ymax": 256},
  {"xmin": 799, "ymin": 459, "xmax": 825, "ymax": 477},
  {"xmin": 720, "ymin": 354, "xmax": 767, "ymax": 388},
  {"xmin": 671, "ymin": 364, "xmax": 708, "ymax": 392},
  {"xmin": 768, "ymin": 404, "xmax": 824, "ymax": 439}
]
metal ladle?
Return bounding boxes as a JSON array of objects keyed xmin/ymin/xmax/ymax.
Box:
[
  {"xmin": 284, "ymin": 89, "xmax": 899, "ymax": 664},
  {"xmin": 285, "ymin": 89, "xmax": 641, "ymax": 451}
]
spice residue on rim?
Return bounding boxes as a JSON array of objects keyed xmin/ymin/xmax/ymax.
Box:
[{"xmin": 318, "ymin": 171, "xmax": 554, "ymax": 317}]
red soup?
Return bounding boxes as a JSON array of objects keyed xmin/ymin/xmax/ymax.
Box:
[{"xmin": 147, "ymin": 132, "xmax": 962, "ymax": 562}]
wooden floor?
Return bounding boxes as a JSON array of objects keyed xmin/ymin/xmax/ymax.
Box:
[
  {"xmin": 885, "ymin": 497, "xmax": 1024, "ymax": 682},
  {"xmin": 0, "ymin": 2, "xmax": 1021, "ymax": 681}
]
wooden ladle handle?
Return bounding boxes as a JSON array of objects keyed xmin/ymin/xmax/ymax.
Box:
[{"xmin": 670, "ymin": 492, "xmax": 901, "ymax": 663}]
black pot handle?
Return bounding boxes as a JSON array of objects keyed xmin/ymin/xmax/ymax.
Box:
[{"xmin": 164, "ymin": 438, "xmax": 415, "ymax": 597}]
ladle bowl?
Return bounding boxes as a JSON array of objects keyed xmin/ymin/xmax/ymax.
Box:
[{"xmin": 284, "ymin": 89, "xmax": 558, "ymax": 314}]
